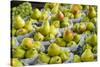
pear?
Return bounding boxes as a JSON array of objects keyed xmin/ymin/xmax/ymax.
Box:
[
  {"xmin": 48, "ymin": 43, "xmax": 61, "ymax": 56},
  {"xmin": 59, "ymin": 51, "xmax": 69, "ymax": 62},
  {"xmin": 33, "ymin": 32, "xmax": 44, "ymax": 41},
  {"xmin": 73, "ymin": 23, "xmax": 80, "ymax": 32},
  {"xmin": 92, "ymin": 46, "xmax": 97, "ymax": 54},
  {"xmin": 39, "ymin": 11, "xmax": 48, "ymax": 22},
  {"xmin": 88, "ymin": 6, "xmax": 96, "ymax": 18},
  {"xmin": 90, "ymin": 34, "xmax": 97, "ymax": 46},
  {"xmin": 83, "ymin": 44, "xmax": 92, "ymax": 51},
  {"xmin": 25, "ymin": 49, "xmax": 38, "ymax": 58},
  {"xmin": 39, "ymin": 52, "xmax": 50, "ymax": 64},
  {"xmin": 49, "ymin": 56, "xmax": 62, "ymax": 64},
  {"xmin": 11, "ymin": 58, "xmax": 23, "ymax": 67},
  {"xmin": 51, "ymin": 4, "xmax": 59, "ymax": 14},
  {"xmin": 12, "ymin": 28, "xmax": 16, "ymax": 36},
  {"xmin": 73, "ymin": 55, "xmax": 81, "ymax": 62},
  {"xmin": 55, "ymin": 38, "xmax": 66, "ymax": 47},
  {"xmin": 13, "ymin": 46, "xmax": 25, "ymax": 59},
  {"xmin": 81, "ymin": 49, "xmax": 94, "ymax": 62},
  {"xmin": 67, "ymin": 41, "xmax": 77, "ymax": 47},
  {"xmin": 21, "ymin": 38, "xmax": 34, "ymax": 49},
  {"xmin": 51, "ymin": 20, "xmax": 60, "ymax": 28},
  {"xmin": 74, "ymin": 12, "xmax": 81, "ymax": 19},
  {"xmin": 33, "ymin": 41, "xmax": 41, "ymax": 51},
  {"xmin": 86, "ymin": 22, "xmax": 95, "ymax": 31},
  {"xmin": 16, "ymin": 28, "xmax": 28, "ymax": 36},
  {"xmin": 57, "ymin": 11, "xmax": 64, "ymax": 21},
  {"xmin": 79, "ymin": 23, "xmax": 86, "ymax": 33},
  {"xmin": 60, "ymin": 17, "xmax": 70, "ymax": 28},
  {"xmin": 63, "ymin": 29, "xmax": 74, "ymax": 42},
  {"xmin": 50, "ymin": 25, "xmax": 58, "ymax": 35},
  {"xmin": 90, "ymin": 17, "xmax": 97, "ymax": 24},
  {"xmin": 73, "ymin": 34, "xmax": 81, "ymax": 43},
  {"xmin": 44, "ymin": 34, "xmax": 55, "ymax": 41},
  {"xmin": 32, "ymin": 8, "xmax": 41, "ymax": 19},
  {"xmin": 14, "ymin": 15, "xmax": 25, "ymax": 29},
  {"xmin": 39, "ymin": 21, "xmax": 50, "ymax": 35},
  {"xmin": 24, "ymin": 19, "xmax": 34, "ymax": 32}
]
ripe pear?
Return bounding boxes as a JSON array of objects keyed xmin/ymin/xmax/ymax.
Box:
[
  {"xmin": 39, "ymin": 52, "xmax": 50, "ymax": 64},
  {"xmin": 49, "ymin": 56, "xmax": 62, "ymax": 64},
  {"xmin": 25, "ymin": 49, "xmax": 38, "ymax": 58},
  {"xmin": 13, "ymin": 46, "xmax": 25, "ymax": 59},
  {"xmin": 50, "ymin": 25, "xmax": 58, "ymax": 35},
  {"xmin": 33, "ymin": 32, "xmax": 44, "ymax": 41},
  {"xmin": 39, "ymin": 21, "xmax": 50, "ymax": 35},
  {"xmin": 79, "ymin": 23, "xmax": 86, "ymax": 33},
  {"xmin": 63, "ymin": 29, "xmax": 74, "ymax": 42},
  {"xmin": 16, "ymin": 28, "xmax": 28, "ymax": 36},
  {"xmin": 59, "ymin": 51, "xmax": 69, "ymax": 62},
  {"xmin": 48, "ymin": 43, "xmax": 61, "ymax": 56},
  {"xmin": 21, "ymin": 38, "xmax": 34, "ymax": 49},
  {"xmin": 33, "ymin": 41, "xmax": 41, "ymax": 51},
  {"xmin": 11, "ymin": 58, "xmax": 23, "ymax": 67},
  {"xmin": 73, "ymin": 55, "xmax": 81, "ymax": 62},
  {"xmin": 24, "ymin": 19, "xmax": 34, "ymax": 32},
  {"xmin": 14, "ymin": 15, "xmax": 25, "ymax": 29},
  {"xmin": 32, "ymin": 8, "xmax": 41, "ymax": 19},
  {"xmin": 73, "ymin": 34, "xmax": 81, "ymax": 43},
  {"xmin": 86, "ymin": 22, "xmax": 95, "ymax": 31},
  {"xmin": 51, "ymin": 20, "xmax": 60, "ymax": 28},
  {"xmin": 44, "ymin": 33, "xmax": 55, "ymax": 41},
  {"xmin": 55, "ymin": 38, "xmax": 66, "ymax": 47},
  {"xmin": 88, "ymin": 6, "xmax": 96, "ymax": 18},
  {"xmin": 81, "ymin": 49, "xmax": 94, "ymax": 62},
  {"xmin": 57, "ymin": 11, "xmax": 64, "ymax": 21}
]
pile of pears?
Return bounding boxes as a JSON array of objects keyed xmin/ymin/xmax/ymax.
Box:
[{"xmin": 11, "ymin": 2, "xmax": 97, "ymax": 66}]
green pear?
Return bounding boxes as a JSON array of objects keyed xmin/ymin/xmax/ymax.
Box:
[
  {"xmin": 83, "ymin": 44, "xmax": 92, "ymax": 51},
  {"xmin": 63, "ymin": 29, "xmax": 74, "ymax": 42},
  {"xmin": 14, "ymin": 15, "xmax": 25, "ymax": 29},
  {"xmin": 81, "ymin": 49, "xmax": 94, "ymax": 62},
  {"xmin": 73, "ymin": 34, "xmax": 81, "ymax": 43},
  {"xmin": 51, "ymin": 20, "xmax": 60, "ymax": 28},
  {"xmin": 21, "ymin": 38, "xmax": 34, "ymax": 49},
  {"xmin": 25, "ymin": 49, "xmax": 38, "ymax": 58},
  {"xmin": 32, "ymin": 41, "xmax": 41, "ymax": 51},
  {"xmin": 79, "ymin": 23, "xmax": 86, "ymax": 33},
  {"xmin": 60, "ymin": 17, "xmax": 70, "ymax": 28},
  {"xmin": 49, "ymin": 56, "xmax": 62, "ymax": 64},
  {"xmin": 73, "ymin": 55, "xmax": 81, "ymax": 62},
  {"xmin": 16, "ymin": 28, "xmax": 28, "ymax": 36},
  {"xmin": 39, "ymin": 52, "xmax": 50, "ymax": 64},
  {"xmin": 44, "ymin": 34, "xmax": 55, "ymax": 41},
  {"xmin": 48, "ymin": 43, "xmax": 61, "ymax": 56},
  {"xmin": 24, "ymin": 19, "xmax": 34, "ymax": 32},
  {"xmin": 32, "ymin": 8, "xmax": 41, "ymax": 19},
  {"xmin": 74, "ymin": 12, "xmax": 81, "ymax": 19},
  {"xmin": 51, "ymin": 4, "xmax": 59, "ymax": 14},
  {"xmin": 73, "ymin": 23, "xmax": 80, "ymax": 32},
  {"xmin": 33, "ymin": 32, "xmax": 44, "ymax": 41},
  {"xmin": 13, "ymin": 46, "xmax": 25, "ymax": 59},
  {"xmin": 86, "ymin": 22, "xmax": 95, "ymax": 31},
  {"xmin": 88, "ymin": 6, "xmax": 96, "ymax": 18},
  {"xmin": 39, "ymin": 11, "xmax": 48, "ymax": 22},
  {"xmin": 12, "ymin": 28, "xmax": 16, "ymax": 36},
  {"xmin": 90, "ymin": 34, "xmax": 97, "ymax": 46},
  {"xmin": 11, "ymin": 58, "xmax": 23, "ymax": 67},
  {"xmin": 39, "ymin": 21, "xmax": 50, "ymax": 35},
  {"xmin": 55, "ymin": 38, "xmax": 66, "ymax": 47},
  {"xmin": 67, "ymin": 41, "xmax": 77, "ymax": 47},
  {"xmin": 50, "ymin": 25, "xmax": 58, "ymax": 35},
  {"xmin": 90, "ymin": 17, "xmax": 97, "ymax": 24},
  {"xmin": 92, "ymin": 46, "xmax": 97, "ymax": 54},
  {"xmin": 59, "ymin": 51, "xmax": 69, "ymax": 62}
]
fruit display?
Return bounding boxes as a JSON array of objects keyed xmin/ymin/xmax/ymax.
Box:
[{"xmin": 11, "ymin": 1, "xmax": 97, "ymax": 66}]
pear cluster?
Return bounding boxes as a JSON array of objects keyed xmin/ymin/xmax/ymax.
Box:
[{"xmin": 11, "ymin": 2, "xmax": 97, "ymax": 66}]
